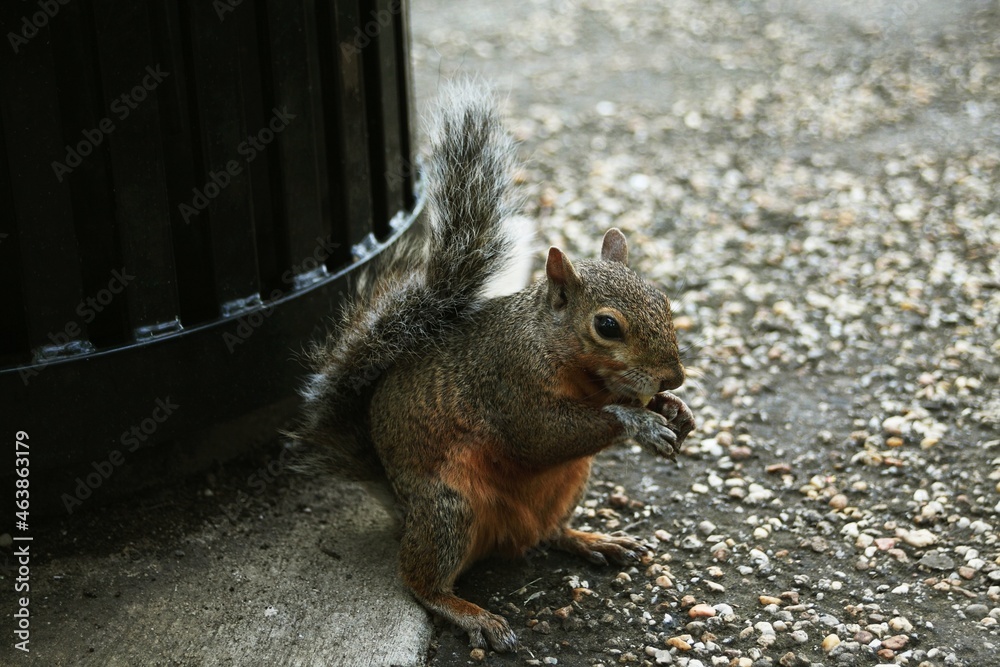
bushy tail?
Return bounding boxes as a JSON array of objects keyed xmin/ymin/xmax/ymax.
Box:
[{"xmin": 287, "ymin": 83, "xmax": 518, "ymax": 480}]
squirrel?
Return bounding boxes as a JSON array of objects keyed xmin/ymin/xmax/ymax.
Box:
[{"xmin": 289, "ymin": 83, "xmax": 695, "ymax": 653}]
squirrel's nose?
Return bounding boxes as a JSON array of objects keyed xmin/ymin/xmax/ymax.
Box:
[{"xmin": 659, "ymin": 365, "xmax": 685, "ymax": 391}]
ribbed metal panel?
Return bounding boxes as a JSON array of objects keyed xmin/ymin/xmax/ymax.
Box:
[{"xmin": 0, "ymin": 0, "xmax": 418, "ymax": 496}]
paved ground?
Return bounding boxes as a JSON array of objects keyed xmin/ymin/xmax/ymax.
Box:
[
  {"xmin": 410, "ymin": 1, "xmax": 1000, "ymax": 666},
  {"xmin": 2, "ymin": 460, "xmax": 432, "ymax": 666},
  {"xmin": 3, "ymin": 1, "xmax": 999, "ymax": 666}
]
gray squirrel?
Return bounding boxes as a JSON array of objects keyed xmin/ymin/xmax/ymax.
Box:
[{"xmin": 289, "ymin": 83, "xmax": 695, "ymax": 652}]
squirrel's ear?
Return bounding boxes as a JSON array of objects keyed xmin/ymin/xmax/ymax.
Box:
[
  {"xmin": 546, "ymin": 247, "xmax": 580, "ymax": 309},
  {"xmin": 601, "ymin": 228, "xmax": 629, "ymax": 266}
]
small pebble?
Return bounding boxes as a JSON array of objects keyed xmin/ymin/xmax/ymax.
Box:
[
  {"xmin": 889, "ymin": 616, "xmax": 913, "ymax": 633},
  {"xmin": 689, "ymin": 603, "xmax": 716, "ymax": 618},
  {"xmin": 966, "ymin": 603, "xmax": 990, "ymax": 619},
  {"xmin": 532, "ymin": 621, "xmax": 552, "ymax": 634},
  {"xmin": 755, "ymin": 621, "xmax": 776, "ymax": 635},
  {"xmin": 666, "ymin": 636, "xmax": 692, "ymax": 651},
  {"xmin": 714, "ymin": 603, "xmax": 735, "ymax": 616},
  {"xmin": 900, "ymin": 529, "xmax": 937, "ymax": 548},
  {"xmin": 822, "ymin": 634, "xmax": 841, "ymax": 651}
]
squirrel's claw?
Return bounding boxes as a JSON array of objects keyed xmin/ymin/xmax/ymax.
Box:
[
  {"xmin": 647, "ymin": 391, "xmax": 696, "ymax": 452},
  {"xmin": 605, "ymin": 404, "xmax": 678, "ymax": 459},
  {"xmin": 552, "ymin": 528, "xmax": 651, "ymax": 567},
  {"xmin": 466, "ymin": 611, "xmax": 519, "ymax": 653}
]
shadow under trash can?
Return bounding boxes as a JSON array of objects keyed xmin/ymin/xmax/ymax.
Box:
[{"xmin": 0, "ymin": 0, "xmax": 420, "ymax": 514}]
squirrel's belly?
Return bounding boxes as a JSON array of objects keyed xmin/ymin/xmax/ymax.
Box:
[{"xmin": 442, "ymin": 448, "xmax": 593, "ymax": 564}]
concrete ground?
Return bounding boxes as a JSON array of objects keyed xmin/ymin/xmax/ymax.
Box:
[{"xmin": 3, "ymin": 467, "xmax": 432, "ymax": 666}]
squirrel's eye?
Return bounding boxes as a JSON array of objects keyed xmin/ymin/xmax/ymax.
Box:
[{"xmin": 595, "ymin": 315, "xmax": 622, "ymax": 340}]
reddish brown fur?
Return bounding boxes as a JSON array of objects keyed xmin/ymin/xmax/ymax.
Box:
[
  {"xmin": 441, "ymin": 443, "xmax": 593, "ymax": 568},
  {"xmin": 554, "ymin": 354, "xmax": 627, "ymax": 407}
]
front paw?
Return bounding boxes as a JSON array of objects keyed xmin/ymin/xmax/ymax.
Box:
[
  {"xmin": 647, "ymin": 391, "xmax": 695, "ymax": 451},
  {"xmin": 604, "ymin": 404, "xmax": 678, "ymax": 458}
]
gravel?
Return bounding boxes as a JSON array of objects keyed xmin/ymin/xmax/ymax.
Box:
[{"xmin": 413, "ymin": 0, "xmax": 1000, "ymax": 665}]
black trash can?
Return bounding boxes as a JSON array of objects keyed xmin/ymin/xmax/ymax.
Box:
[{"xmin": 0, "ymin": 0, "xmax": 420, "ymax": 513}]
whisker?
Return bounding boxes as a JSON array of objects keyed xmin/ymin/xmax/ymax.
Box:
[
  {"xmin": 679, "ymin": 376, "xmax": 710, "ymax": 400},
  {"xmin": 683, "ymin": 366, "xmax": 706, "ymax": 380}
]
